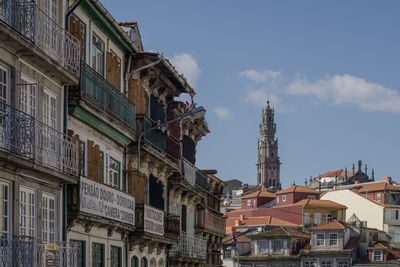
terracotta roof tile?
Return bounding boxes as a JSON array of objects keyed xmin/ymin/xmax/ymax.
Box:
[
  {"xmin": 293, "ymin": 199, "xmax": 347, "ymax": 209},
  {"xmin": 356, "ymin": 181, "xmax": 400, "ymax": 193},
  {"xmin": 222, "ymin": 232, "xmax": 251, "ymax": 245},
  {"xmin": 344, "ymin": 237, "xmax": 360, "ymax": 250},
  {"xmin": 318, "ymin": 169, "xmax": 353, "ymax": 178},
  {"xmin": 368, "ymin": 241, "xmax": 390, "ymax": 250},
  {"xmin": 226, "ymin": 216, "xmax": 300, "ymax": 228},
  {"xmin": 250, "ymin": 226, "xmax": 310, "ymax": 239},
  {"xmin": 311, "ymin": 220, "xmax": 347, "ymax": 230},
  {"xmin": 240, "ymin": 190, "xmax": 276, "ymax": 199},
  {"xmin": 275, "ymin": 185, "xmax": 319, "ymax": 195}
]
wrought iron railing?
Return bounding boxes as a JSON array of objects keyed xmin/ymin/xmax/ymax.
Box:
[
  {"xmin": 80, "ymin": 62, "xmax": 135, "ymax": 131},
  {"xmin": 182, "ymin": 158, "xmax": 196, "ymax": 186},
  {"xmin": 196, "ymin": 169, "xmax": 208, "ymax": 190},
  {"xmin": 169, "ymin": 232, "xmax": 207, "ymax": 259},
  {"xmin": 165, "ymin": 212, "xmax": 180, "ymax": 241},
  {"xmin": 0, "ymin": 103, "xmax": 79, "ymax": 176},
  {"xmin": 166, "ymin": 135, "xmax": 180, "ymax": 163},
  {"xmin": 0, "ymin": 235, "xmax": 79, "ymax": 267},
  {"xmin": 0, "ymin": 0, "xmax": 80, "ymax": 76},
  {"xmin": 143, "ymin": 115, "xmax": 165, "ymax": 152}
]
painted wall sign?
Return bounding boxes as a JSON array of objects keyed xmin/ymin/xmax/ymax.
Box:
[
  {"xmin": 80, "ymin": 177, "xmax": 135, "ymax": 226},
  {"xmin": 144, "ymin": 204, "xmax": 164, "ymax": 236}
]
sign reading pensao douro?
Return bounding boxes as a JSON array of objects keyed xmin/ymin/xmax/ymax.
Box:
[{"xmin": 80, "ymin": 177, "xmax": 135, "ymax": 226}]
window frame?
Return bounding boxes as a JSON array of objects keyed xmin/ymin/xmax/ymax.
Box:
[
  {"xmin": 0, "ymin": 64, "xmax": 10, "ymax": 104},
  {"xmin": 91, "ymin": 33, "xmax": 105, "ymax": 76},
  {"xmin": 338, "ymin": 260, "xmax": 349, "ymax": 267},
  {"xmin": 19, "ymin": 186, "xmax": 36, "ymax": 238},
  {"xmin": 71, "ymin": 239, "xmax": 86, "ymax": 267},
  {"xmin": 258, "ymin": 240, "xmax": 268, "ymax": 253},
  {"xmin": 0, "ymin": 181, "xmax": 11, "ymax": 239},
  {"xmin": 110, "ymin": 245, "xmax": 122, "ymax": 267},
  {"xmin": 43, "ymin": 88, "xmax": 57, "ymax": 129},
  {"xmin": 316, "ymin": 233, "xmax": 325, "ymax": 246},
  {"xmin": 313, "ymin": 213, "xmax": 322, "ymax": 225},
  {"xmin": 19, "ymin": 74, "xmax": 37, "ymax": 118},
  {"xmin": 42, "ymin": 193, "xmax": 56, "ymax": 242},
  {"xmin": 329, "ymin": 233, "xmax": 338, "ymax": 246},
  {"xmin": 377, "ymin": 193, "xmax": 381, "ymax": 202},
  {"xmin": 92, "ymin": 242, "xmax": 105, "ymax": 267},
  {"xmin": 110, "ymin": 49, "xmax": 122, "ymax": 90},
  {"xmin": 106, "ymin": 156, "xmax": 120, "ymax": 189},
  {"xmin": 272, "ymin": 239, "xmax": 283, "ymax": 253},
  {"xmin": 304, "ymin": 212, "xmax": 311, "ymax": 225},
  {"xmin": 282, "ymin": 195, "xmax": 287, "ymax": 202},
  {"xmin": 321, "ymin": 260, "xmax": 332, "ymax": 267},
  {"xmin": 373, "ymin": 250, "xmax": 383, "ymax": 261}
]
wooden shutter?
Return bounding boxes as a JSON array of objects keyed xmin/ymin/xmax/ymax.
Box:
[
  {"xmin": 69, "ymin": 15, "xmax": 84, "ymax": 58},
  {"xmin": 128, "ymin": 76, "xmax": 135, "ymax": 103},
  {"xmin": 87, "ymin": 140, "xmax": 102, "ymax": 182},
  {"xmin": 106, "ymin": 52, "xmax": 113, "ymax": 83}
]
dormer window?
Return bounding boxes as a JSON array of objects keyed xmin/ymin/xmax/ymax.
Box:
[
  {"xmin": 316, "ymin": 233, "xmax": 325, "ymax": 245},
  {"xmin": 282, "ymin": 195, "xmax": 287, "ymax": 202},
  {"xmin": 377, "ymin": 193, "xmax": 381, "ymax": 202},
  {"xmin": 373, "ymin": 250, "xmax": 383, "ymax": 261}
]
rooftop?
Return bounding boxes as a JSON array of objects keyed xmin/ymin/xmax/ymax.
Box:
[
  {"xmin": 226, "ymin": 216, "xmax": 300, "ymax": 228},
  {"xmin": 250, "ymin": 226, "xmax": 310, "ymax": 240},
  {"xmin": 276, "ymin": 185, "xmax": 319, "ymax": 195},
  {"xmin": 293, "ymin": 199, "xmax": 347, "ymax": 209},
  {"xmin": 240, "ymin": 190, "xmax": 276, "ymax": 199},
  {"xmin": 311, "ymin": 220, "xmax": 347, "ymax": 230},
  {"xmin": 318, "ymin": 169, "xmax": 353, "ymax": 178}
]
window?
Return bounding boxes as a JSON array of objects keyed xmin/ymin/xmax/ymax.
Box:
[
  {"xmin": 106, "ymin": 156, "xmax": 120, "ymax": 189},
  {"xmin": 43, "ymin": 89, "xmax": 57, "ymax": 128},
  {"xmin": 92, "ymin": 243, "xmax": 105, "ymax": 267},
  {"xmin": 373, "ymin": 250, "xmax": 383, "ymax": 261},
  {"xmin": 0, "ymin": 65, "xmax": 9, "ymax": 104},
  {"xmin": 71, "ymin": 240, "xmax": 85, "ymax": 267},
  {"xmin": 253, "ymin": 199, "xmax": 256, "ymax": 206},
  {"xmin": 282, "ymin": 195, "xmax": 287, "ymax": 202},
  {"xmin": 326, "ymin": 213, "xmax": 333, "ymax": 222},
  {"xmin": 316, "ymin": 233, "xmax": 325, "ymax": 246},
  {"xmin": 277, "ymin": 197, "xmax": 279, "ymax": 203},
  {"xmin": 396, "ymin": 210, "xmax": 399, "ymax": 220},
  {"xmin": 377, "ymin": 193, "xmax": 381, "ymax": 202},
  {"xmin": 44, "ymin": 0, "xmax": 58, "ymax": 22},
  {"xmin": 321, "ymin": 260, "xmax": 332, "ymax": 267},
  {"xmin": 338, "ymin": 261, "xmax": 348, "ymax": 267},
  {"xmin": 110, "ymin": 246, "xmax": 122, "ymax": 267},
  {"xmin": 247, "ymin": 200, "xmax": 251, "ymax": 206},
  {"xmin": 304, "ymin": 261, "xmax": 316, "ymax": 267},
  {"xmin": 304, "ymin": 212, "xmax": 310, "ymax": 225},
  {"xmin": 19, "ymin": 187, "xmax": 35, "ymax": 237},
  {"xmin": 258, "ymin": 240, "xmax": 268, "ymax": 253},
  {"xmin": 223, "ymin": 248, "xmax": 231, "ymax": 258},
  {"xmin": 42, "ymin": 194, "xmax": 56, "ymax": 241},
  {"xmin": 20, "ymin": 75, "xmax": 37, "ymax": 117},
  {"xmin": 140, "ymin": 257, "xmax": 148, "ymax": 267},
  {"xmin": 0, "ymin": 182, "xmax": 10, "ymax": 238},
  {"xmin": 92, "ymin": 34, "xmax": 105, "ymax": 75},
  {"xmin": 181, "ymin": 205, "xmax": 187, "ymax": 232},
  {"xmin": 329, "ymin": 233, "xmax": 338, "ymax": 246},
  {"xmin": 131, "ymin": 256, "xmax": 139, "ymax": 267},
  {"xmin": 313, "ymin": 213, "xmax": 322, "ymax": 225},
  {"xmin": 272, "ymin": 239, "xmax": 282, "ymax": 252}
]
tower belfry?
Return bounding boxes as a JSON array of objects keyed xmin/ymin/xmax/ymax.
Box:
[{"xmin": 257, "ymin": 101, "xmax": 281, "ymax": 189}]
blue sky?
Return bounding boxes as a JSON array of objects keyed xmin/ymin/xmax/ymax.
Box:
[{"xmin": 103, "ymin": 0, "xmax": 400, "ymax": 187}]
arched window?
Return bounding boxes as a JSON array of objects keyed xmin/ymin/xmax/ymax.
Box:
[
  {"xmin": 141, "ymin": 257, "xmax": 148, "ymax": 267},
  {"xmin": 131, "ymin": 256, "xmax": 139, "ymax": 267},
  {"xmin": 158, "ymin": 258, "xmax": 164, "ymax": 267},
  {"xmin": 150, "ymin": 258, "xmax": 156, "ymax": 267}
]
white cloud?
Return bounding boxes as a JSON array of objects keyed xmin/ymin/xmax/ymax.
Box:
[
  {"xmin": 239, "ymin": 69, "xmax": 282, "ymax": 84},
  {"xmin": 213, "ymin": 106, "xmax": 231, "ymax": 119},
  {"xmin": 245, "ymin": 86, "xmax": 280, "ymax": 108},
  {"xmin": 287, "ymin": 74, "xmax": 400, "ymax": 112},
  {"xmin": 169, "ymin": 53, "xmax": 201, "ymax": 87}
]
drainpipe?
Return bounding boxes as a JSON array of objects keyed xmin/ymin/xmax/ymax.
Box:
[{"xmin": 62, "ymin": 0, "xmax": 83, "ymax": 243}]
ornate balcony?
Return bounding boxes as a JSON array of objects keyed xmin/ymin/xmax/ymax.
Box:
[
  {"xmin": 134, "ymin": 203, "xmax": 180, "ymax": 242},
  {"xmin": 169, "ymin": 232, "xmax": 207, "ymax": 260},
  {"xmin": 182, "ymin": 158, "xmax": 196, "ymax": 186},
  {"xmin": 203, "ymin": 209, "xmax": 225, "ymax": 235},
  {"xmin": 0, "ymin": 235, "xmax": 79, "ymax": 267},
  {"xmin": 71, "ymin": 62, "xmax": 136, "ymax": 132},
  {"xmin": 0, "ymin": 103, "xmax": 79, "ymax": 177},
  {"xmin": 0, "ymin": 0, "xmax": 80, "ymax": 76},
  {"xmin": 143, "ymin": 115, "xmax": 165, "ymax": 152}
]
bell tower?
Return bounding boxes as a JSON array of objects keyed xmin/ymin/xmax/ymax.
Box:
[{"xmin": 257, "ymin": 101, "xmax": 281, "ymax": 189}]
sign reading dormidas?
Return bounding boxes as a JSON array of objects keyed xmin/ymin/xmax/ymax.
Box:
[
  {"xmin": 80, "ymin": 177, "xmax": 135, "ymax": 226},
  {"xmin": 144, "ymin": 204, "xmax": 164, "ymax": 236}
]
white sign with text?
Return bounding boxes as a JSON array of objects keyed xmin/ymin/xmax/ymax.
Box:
[{"xmin": 144, "ymin": 204, "xmax": 164, "ymax": 236}]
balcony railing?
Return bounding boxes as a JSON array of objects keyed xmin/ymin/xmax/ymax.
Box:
[
  {"xmin": 135, "ymin": 203, "xmax": 181, "ymax": 241},
  {"xmin": 0, "ymin": 1, "xmax": 80, "ymax": 76},
  {"xmin": 166, "ymin": 135, "xmax": 180, "ymax": 163},
  {"xmin": 169, "ymin": 232, "xmax": 207, "ymax": 259},
  {"xmin": 182, "ymin": 158, "xmax": 196, "ymax": 186},
  {"xmin": 0, "ymin": 103, "xmax": 79, "ymax": 176},
  {"xmin": 143, "ymin": 115, "xmax": 165, "ymax": 152},
  {"xmin": 196, "ymin": 169, "xmax": 208, "ymax": 190},
  {"xmin": 79, "ymin": 62, "xmax": 135, "ymax": 131},
  {"xmin": 204, "ymin": 209, "xmax": 225, "ymax": 235},
  {"xmin": 0, "ymin": 235, "xmax": 79, "ymax": 267}
]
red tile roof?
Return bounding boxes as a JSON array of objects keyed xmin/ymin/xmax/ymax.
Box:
[
  {"xmin": 222, "ymin": 232, "xmax": 251, "ymax": 245},
  {"xmin": 344, "ymin": 237, "xmax": 360, "ymax": 250},
  {"xmin": 311, "ymin": 220, "xmax": 347, "ymax": 230},
  {"xmin": 357, "ymin": 182, "xmax": 400, "ymax": 193},
  {"xmin": 293, "ymin": 199, "xmax": 347, "ymax": 209},
  {"xmin": 226, "ymin": 216, "xmax": 300, "ymax": 228},
  {"xmin": 240, "ymin": 190, "xmax": 276, "ymax": 199},
  {"xmin": 250, "ymin": 226, "xmax": 310, "ymax": 239},
  {"xmin": 276, "ymin": 185, "xmax": 319, "ymax": 195},
  {"xmin": 319, "ymin": 169, "xmax": 353, "ymax": 178}
]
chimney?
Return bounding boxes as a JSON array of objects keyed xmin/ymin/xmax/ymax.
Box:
[
  {"xmin": 240, "ymin": 214, "xmax": 246, "ymax": 220},
  {"xmin": 234, "ymin": 219, "xmax": 242, "ymax": 226},
  {"xmin": 382, "ymin": 177, "xmax": 392, "ymax": 184}
]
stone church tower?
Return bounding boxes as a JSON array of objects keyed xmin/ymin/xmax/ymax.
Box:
[{"xmin": 257, "ymin": 101, "xmax": 281, "ymax": 189}]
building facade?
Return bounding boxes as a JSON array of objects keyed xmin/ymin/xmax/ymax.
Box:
[
  {"xmin": 257, "ymin": 101, "xmax": 281, "ymax": 189},
  {"xmin": 0, "ymin": 0, "xmax": 81, "ymax": 265}
]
